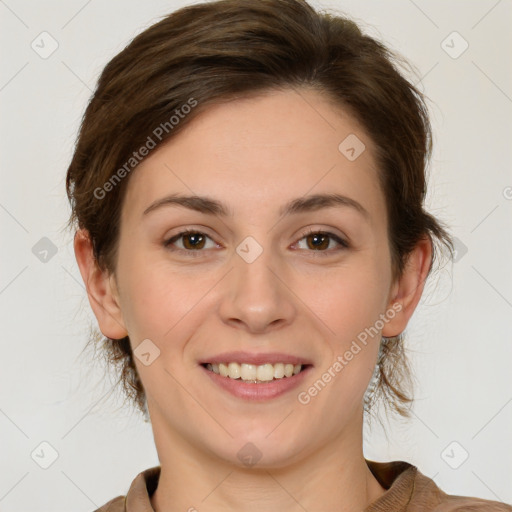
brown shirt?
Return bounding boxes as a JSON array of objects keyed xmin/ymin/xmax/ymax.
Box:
[{"xmin": 94, "ymin": 459, "xmax": 512, "ymax": 511}]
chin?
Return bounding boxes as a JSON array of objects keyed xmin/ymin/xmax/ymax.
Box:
[{"xmin": 209, "ymin": 432, "xmax": 308, "ymax": 470}]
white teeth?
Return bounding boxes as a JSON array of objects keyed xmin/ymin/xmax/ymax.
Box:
[
  {"xmin": 241, "ymin": 363, "xmax": 257, "ymax": 381},
  {"xmin": 273, "ymin": 363, "xmax": 285, "ymax": 379},
  {"xmin": 257, "ymin": 364, "xmax": 274, "ymax": 382},
  {"xmin": 205, "ymin": 362, "xmax": 304, "ymax": 382},
  {"xmin": 219, "ymin": 363, "xmax": 229, "ymax": 377},
  {"xmin": 228, "ymin": 362, "xmax": 241, "ymax": 379}
]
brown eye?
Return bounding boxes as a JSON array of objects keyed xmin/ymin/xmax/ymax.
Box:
[
  {"xmin": 181, "ymin": 232, "xmax": 206, "ymax": 250},
  {"xmin": 164, "ymin": 230, "xmax": 216, "ymax": 252},
  {"xmin": 305, "ymin": 232, "xmax": 330, "ymax": 250},
  {"xmin": 295, "ymin": 230, "xmax": 349, "ymax": 254}
]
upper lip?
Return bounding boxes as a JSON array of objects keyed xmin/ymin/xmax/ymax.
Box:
[{"xmin": 199, "ymin": 351, "xmax": 313, "ymax": 366}]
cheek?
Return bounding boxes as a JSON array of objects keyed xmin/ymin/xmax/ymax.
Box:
[
  {"xmin": 297, "ymin": 257, "xmax": 390, "ymax": 408},
  {"xmin": 308, "ymin": 263, "xmax": 390, "ymax": 343},
  {"xmin": 115, "ymin": 249, "xmax": 193, "ymax": 339},
  {"xmin": 298, "ymin": 269, "xmax": 385, "ymax": 421},
  {"xmin": 116, "ymin": 252, "xmax": 230, "ymax": 370}
]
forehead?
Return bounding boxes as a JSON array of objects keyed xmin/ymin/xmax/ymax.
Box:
[{"xmin": 122, "ymin": 88, "xmax": 385, "ymax": 224}]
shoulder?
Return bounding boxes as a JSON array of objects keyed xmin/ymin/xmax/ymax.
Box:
[
  {"xmin": 90, "ymin": 465, "xmax": 160, "ymax": 512},
  {"xmin": 93, "ymin": 495, "xmax": 125, "ymax": 512},
  {"xmin": 365, "ymin": 459, "xmax": 512, "ymax": 512},
  {"xmin": 413, "ymin": 468, "xmax": 512, "ymax": 512},
  {"xmin": 430, "ymin": 495, "xmax": 512, "ymax": 511}
]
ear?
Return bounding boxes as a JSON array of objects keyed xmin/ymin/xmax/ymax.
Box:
[
  {"xmin": 73, "ymin": 229, "xmax": 128, "ymax": 339},
  {"xmin": 382, "ymin": 236, "xmax": 432, "ymax": 338}
]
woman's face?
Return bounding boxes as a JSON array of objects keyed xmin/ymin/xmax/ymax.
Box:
[{"xmin": 97, "ymin": 88, "xmax": 409, "ymax": 467}]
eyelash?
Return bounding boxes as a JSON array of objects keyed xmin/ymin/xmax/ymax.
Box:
[{"xmin": 163, "ymin": 228, "xmax": 349, "ymax": 257}]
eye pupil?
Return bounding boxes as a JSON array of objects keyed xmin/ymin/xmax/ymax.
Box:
[
  {"xmin": 308, "ymin": 233, "xmax": 329, "ymax": 250},
  {"xmin": 167, "ymin": 230, "xmax": 345, "ymax": 255},
  {"xmin": 184, "ymin": 232, "xmax": 205, "ymax": 250}
]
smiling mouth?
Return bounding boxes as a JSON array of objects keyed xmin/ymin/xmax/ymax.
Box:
[{"xmin": 201, "ymin": 362, "xmax": 311, "ymax": 383}]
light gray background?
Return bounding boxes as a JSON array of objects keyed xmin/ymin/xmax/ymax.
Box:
[{"xmin": 1, "ymin": 0, "xmax": 511, "ymax": 510}]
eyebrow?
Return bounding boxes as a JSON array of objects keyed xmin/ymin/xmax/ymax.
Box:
[{"xmin": 142, "ymin": 192, "xmax": 370, "ymax": 220}]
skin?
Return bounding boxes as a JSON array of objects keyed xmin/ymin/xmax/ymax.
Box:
[{"xmin": 75, "ymin": 87, "xmax": 431, "ymax": 511}]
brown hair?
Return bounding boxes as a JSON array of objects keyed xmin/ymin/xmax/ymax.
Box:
[{"xmin": 65, "ymin": 0, "xmax": 453, "ymax": 423}]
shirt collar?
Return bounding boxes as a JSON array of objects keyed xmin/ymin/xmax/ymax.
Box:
[{"xmin": 123, "ymin": 459, "xmax": 418, "ymax": 511}]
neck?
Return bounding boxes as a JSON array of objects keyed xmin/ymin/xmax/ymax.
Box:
[{"xmin": 148, "ymin": 406, "xmax": 386, "ymax": 512}]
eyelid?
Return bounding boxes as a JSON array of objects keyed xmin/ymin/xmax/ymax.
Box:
[
  {"xmin": 163, "ymin": 226, "xmax": 350, "ymax": 255},
  {"xmin": 292, "ymin": 227, "xmax": 349, "ymax": 253},
  {"xmin": 163, "ymin": 228, "xmax": 218, "ymax": 253}
]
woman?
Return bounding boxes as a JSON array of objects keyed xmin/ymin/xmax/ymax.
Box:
[{"xmin": 66, "ymin": 0, "xmax": 512, "ymax": 510}]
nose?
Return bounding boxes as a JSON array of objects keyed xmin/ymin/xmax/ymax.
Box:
[{"xmin": 218, "ymin": 244, "xmax": 296, "ymax": 334}]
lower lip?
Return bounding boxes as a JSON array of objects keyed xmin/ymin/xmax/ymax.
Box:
[{"xmin": 200, "ymin": 364, "xmax": 312, "ymax": 401}]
